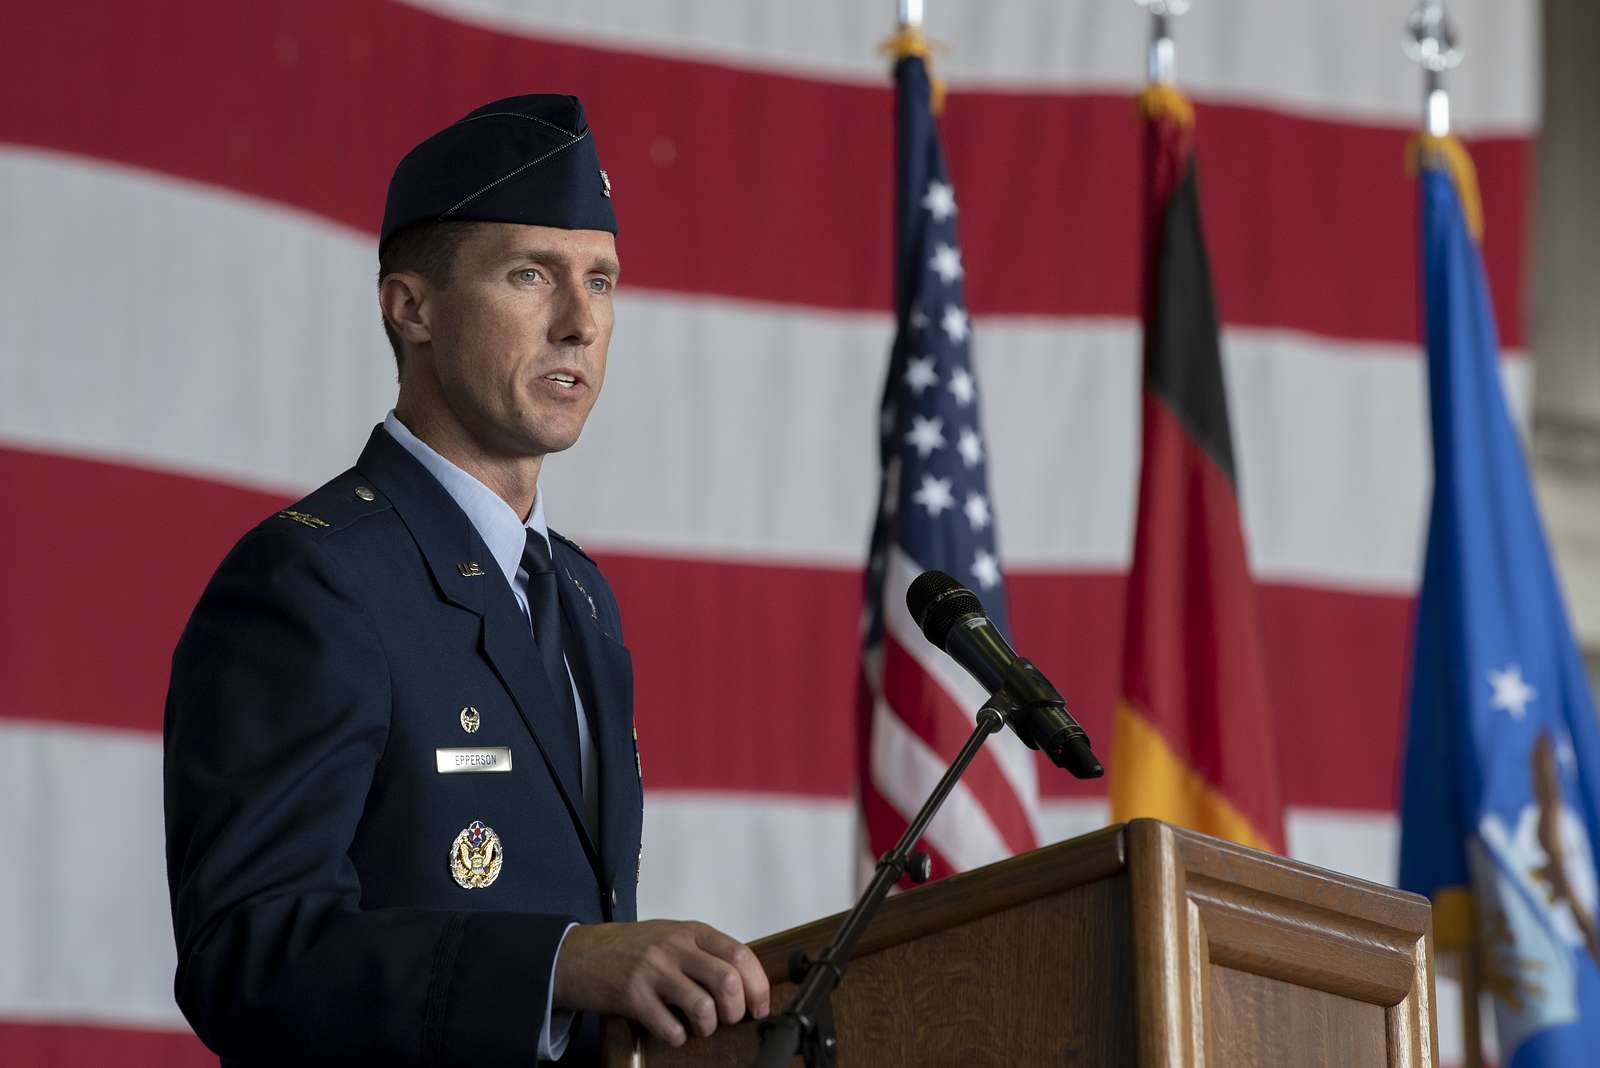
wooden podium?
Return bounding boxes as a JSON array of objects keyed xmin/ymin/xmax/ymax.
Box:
[{"xmin": 601, "ymin": 819, "xmax": 1437, "ymax": 1066}]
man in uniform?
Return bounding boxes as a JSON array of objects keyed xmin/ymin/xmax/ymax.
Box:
[{"xmin": 163, "ymin": 94, "xmax": 769, "ymax": 1064}]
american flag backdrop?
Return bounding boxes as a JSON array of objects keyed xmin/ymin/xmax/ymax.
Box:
[{"xmin": 0, "ymin": 1, "xmax": 1538, "ymax": 1064}]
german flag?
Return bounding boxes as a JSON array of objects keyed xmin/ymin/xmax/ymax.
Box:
[{"xmin": 1108, "ymin": 84, "xmax": 1285, "ymax": 853}]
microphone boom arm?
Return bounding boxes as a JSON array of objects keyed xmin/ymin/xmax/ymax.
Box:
[{"xmin": 752, "ymin": 701, "xmax": 1009, "ymax": 1067}]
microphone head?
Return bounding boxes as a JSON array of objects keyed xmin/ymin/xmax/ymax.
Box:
[{"xmin": 905, "ymin": 570, "xmax": 984, "ymax": 647}]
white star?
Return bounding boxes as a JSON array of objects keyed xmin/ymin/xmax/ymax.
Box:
[
  {"xmin": 909, "ymin": 303, "xmax": 929, "ymax": 330},
  {"xmin": 929, "ymin": 243, "xmax": 964, "ymax": 284},
  {"xmin": 1489, "ymin": 664, "xmax": 1537, "ymax": 720},
  {"xmin": 956, "ymin": 427, "xmax": 984, "ymax": 468},
  {"xmin": 912, "ymin": 474, "xmax": 956, "ymax": 518},
  {"xmin": 904, "ymin": 355, "xmax": 939, "ymax": 395},
  {"xmin": 972, "ymin": 549, "xmax": 1000, "ymax": 590},
  {"xmin": 905, "ymin": 415, "xmax": 946, "ymax": 459},
  {"xmin": 941, "ymin": 304, "xmax": 969, "ymax": 344},
  {"xmin": 947, "ymin": 367, "xmax": 975, "ymax": 407},
  {"xmin": 964, "ymin": 492, "xmax": 991, "ymax": 531},
  {"xmin": 922, "ymin": 180, "xmax": 957, "ymax": 222}
]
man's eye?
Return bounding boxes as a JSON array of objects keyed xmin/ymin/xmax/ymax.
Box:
[
  {"xmin": 516, "ymin": 269, "xmax": 543, "ymax": 284},
  {"xmin": 587, "ymin": 277, "xmax": 613, "ymax": 294}
]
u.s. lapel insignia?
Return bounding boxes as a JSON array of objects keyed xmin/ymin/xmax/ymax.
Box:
[
  {"xmin": 457, "ymin": 561, "xmax": 486, "ymax": 578},
  {"xmin": 459, "ymin": 706, "xmax": 481, "ymax": 733},
  {"xmin": 566, "ymin": 568, "xmax": 598, "ymax": 619},
  {"xmin": 450, "ymin": 820, "xmax": 503, "ymax": 889}
]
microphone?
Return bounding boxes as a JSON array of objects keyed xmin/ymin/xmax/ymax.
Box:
[{"xmin": 905, "ymin": 570, "xmax": 1103, "ymax": 779}]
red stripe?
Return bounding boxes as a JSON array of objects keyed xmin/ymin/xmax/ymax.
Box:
[
  {"xmin": 879, "ymin": 635, "xmax": 1038, "ymax": 854},
  {"xmin": 0, "ymin": 447, "xmax": 1411, "ymax": 812},
  {"xmin": 0, "ymin": 1021, "xmax": 212, "ymax": 1067},
  {"xmin": 0, "ymin": 1, "xmax": 1527, "ymax": 345}
]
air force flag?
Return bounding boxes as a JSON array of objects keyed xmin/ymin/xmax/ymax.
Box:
[{"xmin": 1397, "ymin": 142, "xmax": 1600, "ymax": 1065}]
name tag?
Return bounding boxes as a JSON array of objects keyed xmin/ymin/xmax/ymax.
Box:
[{"xmin": 435, "ymin": 747, "xmax": 513, "ymax": 774}]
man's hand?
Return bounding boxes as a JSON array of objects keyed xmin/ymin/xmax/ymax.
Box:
[{"xmin": 553, "ymin": 920, "xmax": 772, "ymax": 1047}]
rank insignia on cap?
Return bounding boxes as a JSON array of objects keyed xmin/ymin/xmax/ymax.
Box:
[
  {"xmin": 450, "ymin": 820, "xmax": 503, "ymax": 889},
  {"xmin": 381, "ymin": 94, "xmax": 618, "ymax": 248},
  {"xmin": 459, "ymin": 706, "xmax": 480, "ymax": 733}
]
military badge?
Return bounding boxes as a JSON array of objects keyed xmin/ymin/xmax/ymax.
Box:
[
  {"xmin": 566, "ymin": 569, "xmax": 598, "ymax": 619},
  {"xmin": 459, "ymin": 706, "xmax": 480, "ymax": 733},
  {"xmin": 275, "ymin": 509, "xmax": 329, "ymax": 530},
  {"xmin": 450, "ymin": 820, "xmax": 503, "ymax": 889}
]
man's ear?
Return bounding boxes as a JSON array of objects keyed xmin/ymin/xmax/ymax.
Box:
[{"xmin": 379, "ymin": 272, "xmax": 433, "ymax": 348}]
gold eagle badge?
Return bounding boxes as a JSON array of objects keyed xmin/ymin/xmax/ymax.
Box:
[{"xmin": 450, "ymin": 820, "xmax": 503, "ymax": 890}]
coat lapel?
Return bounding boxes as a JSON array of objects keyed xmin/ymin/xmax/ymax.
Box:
[
  {"xmin": 552, "ymin": 546, "xmax": 639, "ymax": 893},
  {"xmin": 354, "ymin": 427, "xmax": 601, "ymax": 878},
  {"xmin": 478, "ymin": 587, "xmax": 598, "ymax": 864}
]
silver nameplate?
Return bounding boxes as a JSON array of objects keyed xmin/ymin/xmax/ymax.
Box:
[{"xmin": 435, "ymin": 747, "xmax": 513, "ymax": 774}]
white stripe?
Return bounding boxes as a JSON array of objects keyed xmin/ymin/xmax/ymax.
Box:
[
  {"xmin": 1285, "ymin": 805, "xmax": 1398, "ymax": 886},
  {"xmin": 0, "ymin": 722, "xmax": 185, "ymax": 1029},
  {"xmin": 638, "ymin": 793, "xmax": 858, "ymax": 941},
  {"xmin": 870, "ymin": 697, "xmax": 1011, "ymax": 872},
  {"xmin": 0, "ymin": 719, "xmax": 1455, "ymax": 1054},
  {"xmin": 881, "ymin": 548, "xmax": 1041, "ymax": 823},
  {"xmin": 401, "ymin": 0, "xmax": 1538, "ymax": 132},
  {"xmin": 0, "ymin": 150, "xmax": 1531, "ymax": 591}
]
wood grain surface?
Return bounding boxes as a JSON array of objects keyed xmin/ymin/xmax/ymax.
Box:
[
  {"xmin": 600, "ymin": 820, "xmax": 1439, "ymax": 1067},
  {"xmin": 1209, "ymin": 965, "xmax": 1389, "ymax": 1068}
]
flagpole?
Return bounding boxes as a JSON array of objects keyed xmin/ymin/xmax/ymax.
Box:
[
  {"xmin": 1136, "ymin": 0, "xmax": 1189, "ymax": 85},
  {"xmin": 1405, "ymin": 0, "xmax": 1462, "ymax": 137},
  {"xmin": 1403, "ymin": 12, "xmax": 1481, "ymax": 1064}
]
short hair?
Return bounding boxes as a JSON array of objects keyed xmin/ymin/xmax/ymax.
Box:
[{"xmin": 376, "ymin": 220, "xmax": 482, "ymax": 372}]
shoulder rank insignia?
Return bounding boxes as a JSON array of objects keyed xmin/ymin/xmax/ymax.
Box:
[
  {"xmin": 276, "ymin": 509, "xmax": 329, "ymax": 530},
  {"xmin": 450, "ymin": 820, "xmax": 502, "ymax": 889},
  {"xmin": 549, "ymin": 529, "xmax": 596, "ymax": 565}
]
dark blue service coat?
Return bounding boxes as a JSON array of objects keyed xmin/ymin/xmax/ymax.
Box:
[{"xmin": 164, "ymin": 426, "xmax": 642, "ymax": 1065}]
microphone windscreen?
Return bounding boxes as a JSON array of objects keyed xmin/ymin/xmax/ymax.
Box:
[{"xmin": 905, "ymin": 570, "xmax": 983, "ymax": 646}]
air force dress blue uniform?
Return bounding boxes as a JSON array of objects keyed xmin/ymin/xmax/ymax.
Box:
[{"xmin": 163, "ymin": 95, "xmax": 637, "ymax": 1064}]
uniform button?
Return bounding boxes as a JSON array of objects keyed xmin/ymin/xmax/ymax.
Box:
[{"xmin": 354, "ymin": 485, "xmax": 375, "ymax": 501}]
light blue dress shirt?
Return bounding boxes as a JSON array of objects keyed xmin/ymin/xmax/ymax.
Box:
[{"xmin": 383, "ymin": 412, "xmax": 588, "ymax": 1061}]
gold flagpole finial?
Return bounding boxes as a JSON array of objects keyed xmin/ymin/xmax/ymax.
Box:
[{"xmin": 883, "ymin": 2, "xmax": 946, "ymax": 114}]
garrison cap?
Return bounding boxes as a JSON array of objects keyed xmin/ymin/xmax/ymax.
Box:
[{"xmin": 380, "ymin": 93, "xmax": 616, "ymax": 250}]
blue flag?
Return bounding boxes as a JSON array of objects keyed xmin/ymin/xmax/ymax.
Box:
[{"xmin": 1397, "ymin": 148, "xmax": 1600, "ymax": 1065}]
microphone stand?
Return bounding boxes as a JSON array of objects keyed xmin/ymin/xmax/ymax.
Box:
[{"xmin": 752, "ymin": 699, "xmax": 1010, "ymax": 1068}]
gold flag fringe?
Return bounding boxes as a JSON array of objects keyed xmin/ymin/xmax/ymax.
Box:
[
  {"xmin": 1136, "ymin": 82, "xmax": 1195, "ymax": 128},
  {"xmin": 1408, "ymin": 133, "xmax": 1485, "ymax": 242},
  {"xmin": 880, "ymin": 24, "xmax": 947, "ymax": 115},
  {"xmin": 1431, "ymin": 886, "xmax": 1476, "ymax": 951}
]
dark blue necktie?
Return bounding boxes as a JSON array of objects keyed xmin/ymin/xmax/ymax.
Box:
[{"xmin": 521, "ymin": 530, "xmax": 584, "ymax": 801}]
